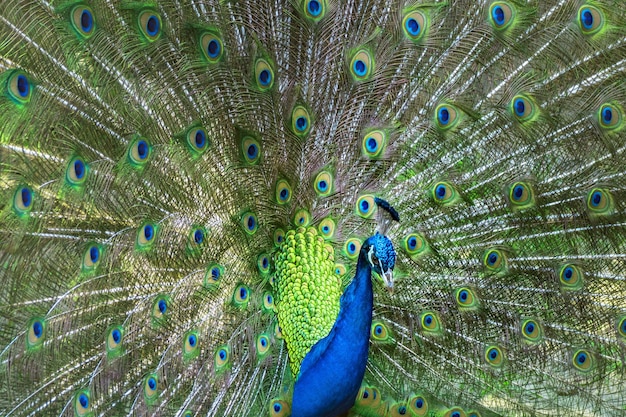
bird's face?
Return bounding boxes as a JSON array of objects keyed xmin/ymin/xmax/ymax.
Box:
[{"xmin": 364, "ymin": 233, "xmax": 396, "ymax": 290}]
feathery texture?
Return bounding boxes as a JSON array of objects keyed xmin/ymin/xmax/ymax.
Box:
[{"xmin": 1, "ymin": 0, "xmax": 626, "ymax": 416}]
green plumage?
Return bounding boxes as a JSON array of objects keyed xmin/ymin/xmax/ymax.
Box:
[{"xmin": 1, "ymin": 0, "xmax": 626, "ymax": 416}]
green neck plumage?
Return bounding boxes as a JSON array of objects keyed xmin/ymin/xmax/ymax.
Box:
[{"xmin": 273, "ymin": 226, "xmax": 342, "ymax": 376}]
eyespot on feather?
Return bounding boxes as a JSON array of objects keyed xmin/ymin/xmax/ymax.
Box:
[
  {"xmin": 578, "ymin": 5, "xmax": 604, "ymax": 36},
  {"xmin": 275, "ymin": 179, "xmax": 292, "ymax": 205},
  {"xmin": 293, "ymin": 209, "xmax": 311, "ymax": 227},
  {"xmin": 291, "ymin": 105, "xmax": 311, "ymax": 136},
  {"xmin": 255, "ymin": 58, "xmax": 274, "ymax": 90},
  {"xmin": 242, "ymin": 212, "xmax": 258, "ymax": 235},
  {"xmin": 6, "ymin": 70, "xmax": 32, "ymax": 104},
  {"xmin": 402, "ymin": 10, "xmax": 428, "ymax": 42},
  {"xmin": 66, "ymin": 157, "xmax": 88, "ymax": 187},
  {"xmin": 232, "ymin": 283, "xmax": 250, "ymax": 308},
  {"xmin": 143, "ymin": 374, "xmax": 158, "ymax": 403},
  {"xmin": 435, "ymin": 104, "xmax": 461, "ymax": 130},
  {"xmin": 558, "ymin": 264, "xmax": 584, "ymax": 291},
  {"xmin": 268, "ymin": 399, "xmax": 291, "ymax": 417},
  {"xmin": 26, "ymin": 318, "xmax": 45, "ymax": 350},
  {"xmin": 507, "ymin": 181, "xmax": 535, "ymax": 209},
  {"xmin": 356, "ymin": 195, "xmax": 377, "ymax": 218},
  {"xmin": 200, "ymin": 32, "xmax": 224, "ymax": 63},
  {"xmin": 304, "ymin": 0, "xmax": 326, "ymax": 21},
  {"xmin": 349, "ymin": 49, "xmax": 374, "ymax": 82},
  {"xmin": 138, "ymin": 10, "xmax": 162, "ymax": 42},
  {"xmin": 362, "ymin": 130, "xmax": 386, "ymax": 159},
  {"xmin": 489, "ymin": 2, "xmax": 515, "ymax": 30},
  {"xmin": 314, "ymin": 171, "xmax": 333, "ymax": 196},
  {"xmin": 13, "ymin": 186, "xmax": 33, "ymax": 216},
  {"xmin": 343, "ymin": 237, "xmax": 362, "ymax": 259},
  {"xmin": 73, "ymin": 390, "xmax": 92, "ymax": 416},
  {"xmin": 71, "ymin": 5, "xmax": 95, "ymax": 38},
  {"xmin": 127, "ymin": 137, "xmax": 151, "ymax": 167}
]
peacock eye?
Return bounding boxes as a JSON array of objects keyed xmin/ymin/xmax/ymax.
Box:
[{"xmin": 371, "ymin": 254, "xmax": 379, "ymax": 264}]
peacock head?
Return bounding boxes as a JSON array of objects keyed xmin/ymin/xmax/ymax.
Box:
[{"xmin": 363, "ymin": 233, "xmax": 396, "ymax": 290}]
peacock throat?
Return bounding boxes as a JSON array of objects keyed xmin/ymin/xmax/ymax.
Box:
[{"xmin": 273, "ymin": 226, "xmax": 341, "ymax": 377}]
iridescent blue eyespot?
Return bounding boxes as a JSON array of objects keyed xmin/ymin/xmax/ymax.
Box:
[
  {"xmin": 291, "ymin": 106, "xmax": 311, "ymax": 136},
  {"xmin": 581, "ymin": 8, "xmax": 593, "ymax": 29},
  {"xmin": 81, "ymin": 10, "xmax": 93, "ymax": 32},
  {"xmin": 354, "ymin": 60, "xmax": 366, "ymax": 76},
  {"xmin": 514, "ymin": 98, "xmax": 525, "ymax": 116},
  {"xmin": 304, "ymin": 0, "xmax": 326, "ymax": 21},
  {"xmin": 22, "ymin": 188, "xmax": 32, "ymax": 206},
  {"xmin": 577, "ymin": 5, "xmax": 605, "ymax": 36},
  {"xmin": 314, "ymin": 171, "xmax": 333, "ymax": 196},
  {"xmin": 435, "ymin": 103, "xmax": 463, "ymax": 132},
  {"xmin": 89, "ymin": 246, "xmax": 99, "ymax": 263},
  {"xmin": 17, "ymin": 75, "xmax": 29, "ymax": 98},
  {"xmin": 138, "ymin": 11, "xmax": 162, "ymax": 42},
  {"xmin": 259, "ymin": 70, "xmax": 271, "ymax": 86},
  {"xmin": 405, "ymin": 17, "xmax": 420, "ymax": 36},
  {"xmin": 112, "ymin": 328, "xmax": 121, "ymax": 343},
  {"xmin": 248, "ymin": 143, "xmax": 258, "ymax": 158},
  {"xmin": 489, "ymin": 2, "xmax": 516, "ymax": 30},
  {"xmin": 158, "ymin": 299, "xmax": 167, "ymax": 314},
  {"xmin": 435, "ymin": 184, "xmax": 447, "ymax": 199},
  {"xmin": 602, "ymin": 106, "xmax": 613, "ymax": 124},
  {"xmin": 79, "ymin": 393, "xmax": 88, "ymax": 408},
  {"xmin": 343, "ymin": 238, "xmax": 362, "ymax": 259},
  {"xmin": 74, "ymin": 390, "xmax": 92, "ymax": 416},
  {"xmin": 590, "ymin": 191, "xmax": 602, "ymax": 207},
  {"xmin": 137, "ymin": 141, "xmax": 148, "ymax": 159},
  {"xmin": 7, "ymin": 70, "xmax": 33, "ymax": 105},
  {"xmin": 308, "ymin": 0, "xmax": 321, "ymax": 16},
  {"xmin": 144, "ymin": 224, "xmax": 154, "ymax": 241},
  {"xmin": 200, "ymin": 32, "xmax": 224, "ymax": 63},
  {"xmin": 146, "ymin": 16, "xmax": 159, "ymax": 36},
  {"xmin": 255, "ymin": 59, "xmax": 275, "ymax": 90},
  {"xmin": 572, "ymin": 349, "xmax": 594, "ymax": 371},
  {"xmin": 71, "ymin": 6, "xmax": 96, "ymax": 38},
  {"xmin": 194, "ymin": 229, "xmax": 204, "ymax": 244},
  {"xmin": 242, "ymin": 212, "xmax": 258, "ymax": 234},
  {"xmin": 212, "ymin": 267, "xmax": 220, "ymax": 280},
  {"xmin": 492, "ymin": 5, "xmax": 505, "ymax": 26},
  {"xmin": 208, "ymin": 40, "xmax": 221, "ymax": 58},
  {"xmin": 438, "ymin": 107, "xmax": 450, "ymax": 125},
  {"xmin": 194, "ymin": 129, "xmax": 206, "ymax": 148},
  {"xmin": 33, "ymin": 321, "xmax": 43, "ymax": 338},
  {"xmin": 349, "ymin": 50, "xmax": 374, "ymax": 81}
]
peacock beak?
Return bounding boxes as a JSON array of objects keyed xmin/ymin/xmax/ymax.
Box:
[{"xmin": 382, "ymin": 268, "xmax": 394, "ymax": 293}]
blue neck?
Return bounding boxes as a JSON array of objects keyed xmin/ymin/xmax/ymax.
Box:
[{"xmin": 291, "ymin": 250, "xmax": 373, "ymax": 417}]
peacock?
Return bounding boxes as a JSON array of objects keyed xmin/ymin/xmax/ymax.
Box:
[{"xmin": 1, "ymin": 0, "xmax": 626, "ymax": 415}]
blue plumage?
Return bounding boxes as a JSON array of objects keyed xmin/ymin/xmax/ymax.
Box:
[{"xmin": 292, "ymin": 234, "xmax": 396, "ymax": 417}]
